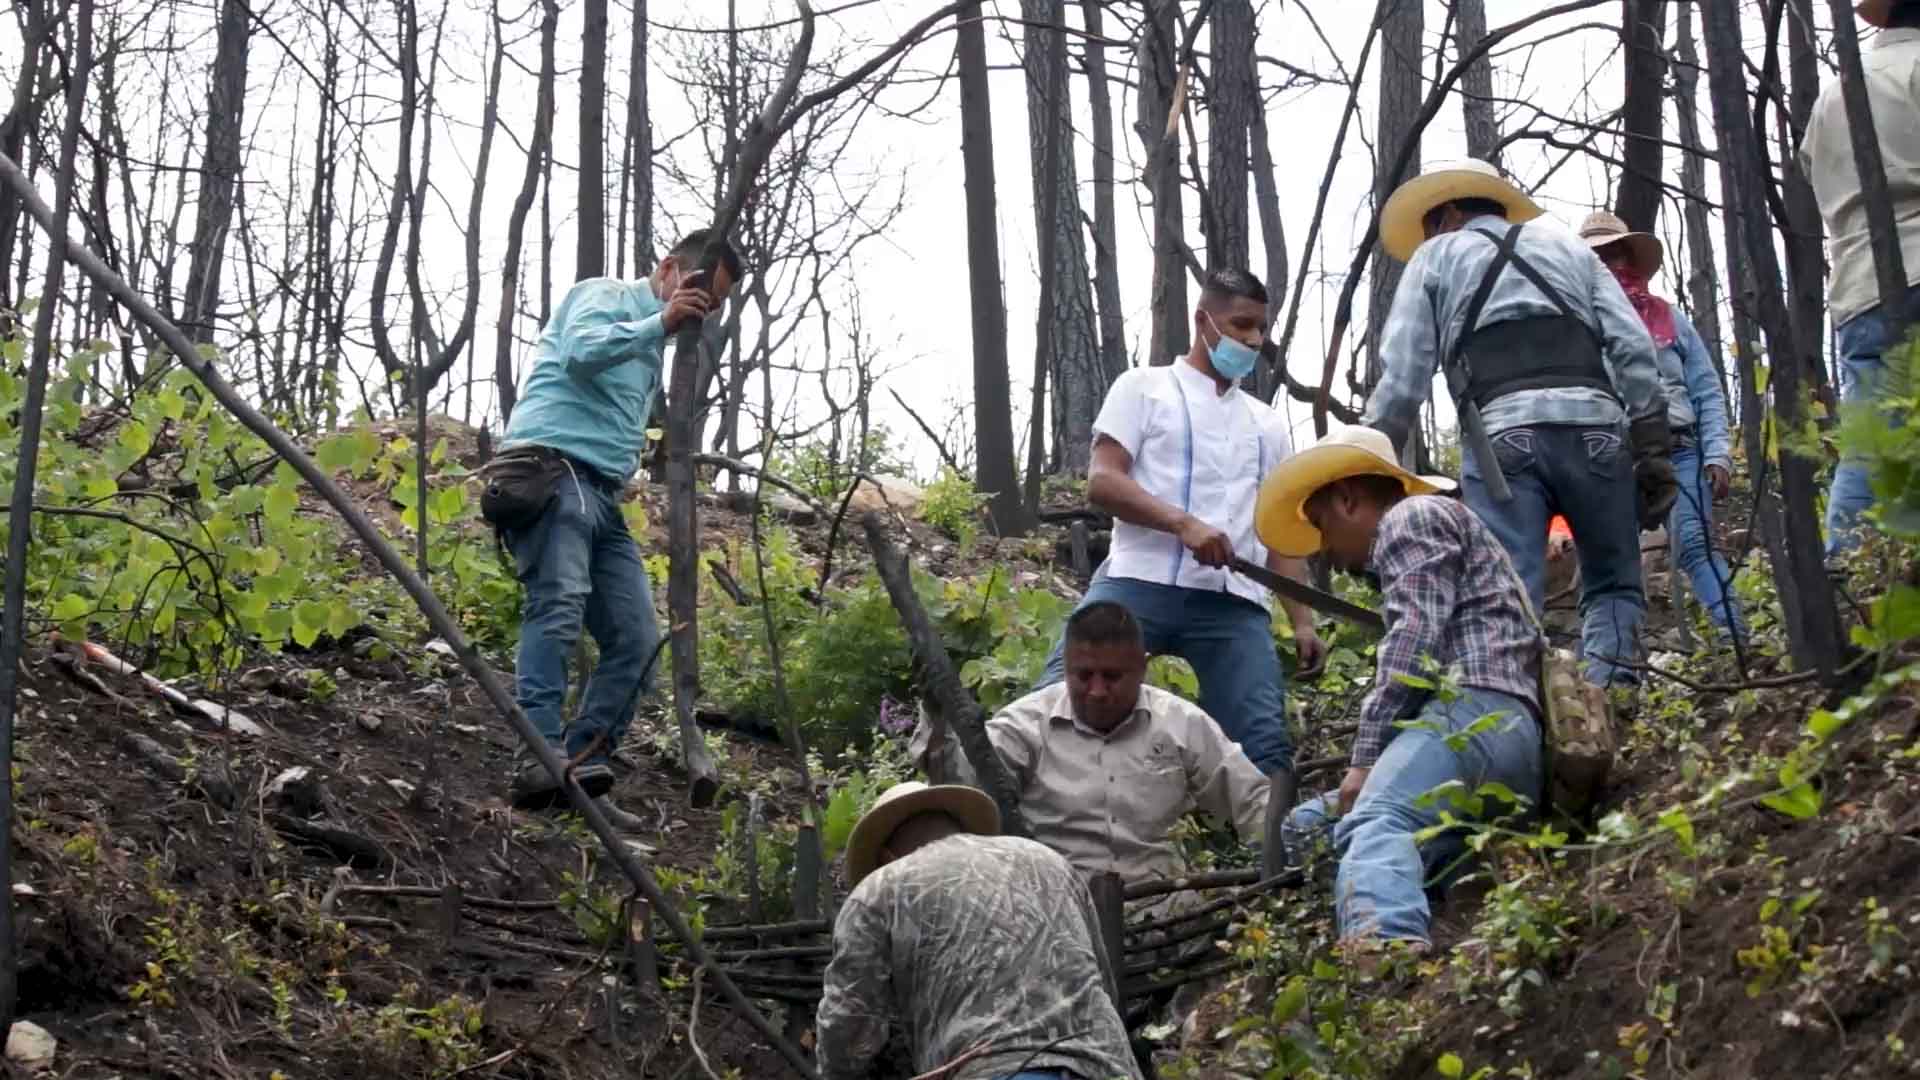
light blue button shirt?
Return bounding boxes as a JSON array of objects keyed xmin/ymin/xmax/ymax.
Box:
[
  {"xmin": 501, "ymin": 278, "xmax": 667, "ymax": 482},
  {"xmin": 1363, "ymin": 216, "xmax": 1665, "ymax": 438}
]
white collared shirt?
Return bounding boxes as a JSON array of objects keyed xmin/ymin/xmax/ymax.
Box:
[
  {"xmin": 1798, "ymin": 27, "xmax": 1920, "ymax": 326},
  {"xmin": 1092, "ymin": 359, "xmax": 1294, "ymax": 607}
]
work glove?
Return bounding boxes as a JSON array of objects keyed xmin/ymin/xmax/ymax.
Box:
[{"xmin": 1627, "ymin": 414, "xmax": 1678, "ymax": 530}]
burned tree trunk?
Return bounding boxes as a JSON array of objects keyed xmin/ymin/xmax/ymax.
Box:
[
  {"xmin": 578, "ymin": 0, "xmax": 608, "ymax": 278},
  {"xmin": 1204, "ymin": 0, "xmax": 1256, "ymax": 271},
  {"xmin": 1614, "ymin": 0, "xmax": 1668, "ymax": 230},
  {"xmin": 1367, "ymin": 0, "xmax": 1422, "ymax": 388},
  {"xmin": 958, "ymin": 3, "xmax": 1030, "ymax": 535},
  {"xmin": 1457, "ymin": 0, "xmax": 1499, "ymax": 163},
  {"xmin": 1137, "ymin": 0, "xmax": 1190, "ymax": 365},
  {"xmin": 1784, "ymin": 0, "xmax": 1833, "ymax": 411},
  {"xmin": 1701, "ymin": 0, "xmax": 1844, "ymax": 675},
  {"xmin": 1081, "ymin": 0, "xmax": 1129, "ymax": 381},
  {"xmin": 623, "ymin": 0, "xmax": 654, "ymax": 273},
  {"xmin": 180, "ymin": 0, "xmax": 251, "ymax": 343},
  {"xmin": 1022, "ymin": 0, "xmax": 1102, "ymax": 475},
  {"xmin": 0, "ymin": 0, "xmax": 53, "ymax": 317},
  {"xmin": 1671, "ymin": 1, "xmax": 1727, "ymax": 398},
  {"xmin": 493, "ymin": 0, "xmax": 559, "ymax": 424}
]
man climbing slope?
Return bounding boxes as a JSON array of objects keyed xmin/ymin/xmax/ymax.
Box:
[
  {"xmin": 1036, "ymin": 269, "xmax": 1326, "ymax": 778},
  {"xmin": 1261, "ymin": 425, "xmax": 1545, "ymax": 954},
  {"xmin": 816, "ymin": 782, "xmax": 1141, "ymax": 1080},
  {"xmin": 485, "ymin": 230, "xmax": 741, "ymax": 821},
  {"xmin": 1579, "ymin": 210, "xmax": 1746, "ymax": 645},
  {"xmin": 1798, "ymin": 0, "xmax": 1920, "ymax": 557},
  {"xmin": 1362, "ymin": 158, "xmax": 1674, "ymax": 694}
]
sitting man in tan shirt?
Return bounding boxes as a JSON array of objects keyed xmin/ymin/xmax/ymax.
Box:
[{"xmin": 922, "ymin": 601, "xmax": 1272, "ymax": 893}]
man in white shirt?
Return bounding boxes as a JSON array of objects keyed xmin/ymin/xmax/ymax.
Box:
[
  {"xmin": 1798, "ymin": 0, "xmax": 1920, "ymax": 557},
  {"xmin": 1037, "ymin": 269, "xmax": 1325, "ymax": 777}
]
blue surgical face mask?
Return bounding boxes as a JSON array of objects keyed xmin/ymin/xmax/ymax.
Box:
[{"xmin": 1204, "ymin": 312, "xmax": 1260, "ymax": 382}]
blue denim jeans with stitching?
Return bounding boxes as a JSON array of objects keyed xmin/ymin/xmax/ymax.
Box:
[
  {"xmin": 1284, "ymin": 687, "xmax": 1542, "ymax": 944},
  {"xmin": 1462, "ymin": 423, "xmax": 1644, "ymax": 687},
  {"xmin": 1037, "ymin": 572, "xmax": 1291, "ymax": 774},
  {"xmin": 504, "ymin": 469, "xmax": 660, "ymax": 762},
  {"xmin": 1827, "ymin": 304, "xmax": 1914, "ymax": 559},
  {"xmin": 1668, "ymin": 442, "xmax": 1746, "ymax": 642}
]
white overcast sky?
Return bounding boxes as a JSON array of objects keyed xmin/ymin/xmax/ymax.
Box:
[{"xmin": 6, "ymin": 0, "xmax": 1836, "ymax": 472}]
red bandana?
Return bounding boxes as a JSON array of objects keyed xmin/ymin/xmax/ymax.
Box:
[{"xmin": 1610, "ymin": 266, "xmax": 1676, "ymax": 350}]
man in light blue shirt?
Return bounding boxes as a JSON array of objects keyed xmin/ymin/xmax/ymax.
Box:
[
  {"xmin": 1580, "ymin": 211, "xmax": 1746, "ymax": 646},
  {"xmin": 492, "ymin": 229, "xmax": 740, "ymax": 810},
  {"xmin": 1363, "ymin": 159, "xmax": 1676, "ymax": 691}
]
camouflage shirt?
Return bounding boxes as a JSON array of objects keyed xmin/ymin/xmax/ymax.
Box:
[{"xmin": 815, "ymin": 833, "xmax": 1143, "ymax": 1080}]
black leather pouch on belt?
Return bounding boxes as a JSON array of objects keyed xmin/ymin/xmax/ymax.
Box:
[{"xmin": 479, "ymin": 448, "xmax": 568, "ymax": 531}]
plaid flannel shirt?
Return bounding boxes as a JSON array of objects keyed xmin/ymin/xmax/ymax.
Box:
[
  {"xmin": 1353, "ymin": 496, "xmax": 1543, "ymax": 769},
  {"xmin": 1362, "ymin": 216, "xmax": 1665, "ymax": 441}
]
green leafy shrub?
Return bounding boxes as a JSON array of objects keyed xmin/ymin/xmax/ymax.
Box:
[{"xmin": 919, "ymin": 467, "xmax": 988, "ymax": 545}]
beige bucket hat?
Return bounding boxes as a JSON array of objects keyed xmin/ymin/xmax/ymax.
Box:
[
  {"xmin": 1578, "ymin": 211, "xmax": 1664, "ymax": 276},
  {"xmin": 844, "ymin": 781, "xmax": 1000, "ymax": 886},
  {"xmin": 1379, "ymin": 158, "xmax": 1544, "ymax": 262},
  {"xmin": 1254, "ymin": 425, "xmax": 1456, "ymax": 558}
]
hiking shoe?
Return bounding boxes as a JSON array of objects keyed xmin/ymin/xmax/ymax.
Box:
[{"xmin": 509, "ymin": 751, "xmax": 614, "ymax": 810}]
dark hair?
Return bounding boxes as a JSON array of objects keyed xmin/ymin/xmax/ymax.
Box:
[
  {"xmin": 1305, "ymin": 473, "xmax": 1408, "ymax": 518},
  {"xmin": 667, "ymin": 228, "xmax": 745, "ymax": 284},
  {"xmin": 1064, "ymin": 601, "xmax": 1144, "ymax": 650},
  {"xmin": 1893, "ymin": 1, "xmax": 1920, "ymax": 28},
  {"xmin": 1422, "ymin": 196, "xmax": 1509, "ymax": 233},
  {"xmin": 1198, "ymin": 268, "xmax": 1269, "ymax": 309}
]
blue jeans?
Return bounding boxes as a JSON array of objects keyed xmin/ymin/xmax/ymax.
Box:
[
  {"xmin": 503, "ymin": 471, "xmax": 660, "ymax": 761},
  {"xmin": 1284, "ymin": 688, "xmax": 1542, "ymax": 944},
  {"xmin": 1038, "ymin": 574, "xmax": 1291, "ymax": 773},
  {"xmin": 1462, "ymin": 424, "xmax": 1644, "ymax": 688},
  {"xmin": 1827, "ymin": 303, "xmax": 1917, "ymax": 558},
  {"xmin": 1668, "ymin": 442, "xmax": 1746, "ymax": 642}
]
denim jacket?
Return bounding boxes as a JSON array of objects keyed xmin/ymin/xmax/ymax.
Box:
[{"xmin": 1663, "ymin": 308, "xmax": 1733, "ymax": 471}]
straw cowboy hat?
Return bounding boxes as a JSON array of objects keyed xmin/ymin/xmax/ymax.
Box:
[
  {"xmin": 1857, "ymin": 0, "xmax": 1913, "ymax": 28},
  {"xmin": 844, "ymin": 781, "xmax": 1000, "ymax": 886},
  {"xmin": 1254, "ymin": 425, "xmax": 1456, "ymax": 558},
  {"xmin": 1379, "ymin": 158, "xmax": 1545, "ymax": 262},
  {"xmin": 1578, "ymin": 211, "xmax": 1664, "ymax": 276}
]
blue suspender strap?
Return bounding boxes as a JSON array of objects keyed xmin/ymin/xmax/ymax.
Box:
[{"xmin": 1170, "ymin": 368, "xmax": 1195, "ymax": 583}]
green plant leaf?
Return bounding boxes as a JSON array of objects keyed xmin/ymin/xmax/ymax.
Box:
[
  {"xmin": 265, "ymin": 482, "xmax": 299, "ymax": 526},
  {"xmin": 52, "ymin": 593, "xmax": 90, "ymax": 621},
  {"xmin": 1761, "ymin": 781, "xmax": 1821, "ymax": 820},
  {"xmin": 1438, "ymin": 1053, "xmax": 1465, "ymax": 1079}
]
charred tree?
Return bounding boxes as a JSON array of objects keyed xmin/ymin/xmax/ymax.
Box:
[
  {"xmin": 1671, "ymin": 1, "xmax": 1727, "ymax": 400},
  {"xmin": 1082, "ymin": 0, "xmax": 1129, "ymax": 381},
  {"xmin": 1367, "ymin": 0, "xmax": 1422, "ymax": 388},
  {"xmin": 1022, "ymin": 0, "xmax": 1103, "ymax": 475},
  {"xmin": 579, "ymin": 0, "xmax": 608, "ymax": 278},
  {"xmin": 494, "ymin": 0, "xmax": 559, "ymax": 423},
  {"xmin": 1205, "ymin": 0, "xmax": 1257, "ymax": 271},
  {"xmin": 180, "ymin": 0, "xmax": 251, "ymax": 343},
  {"xmin": 1137, "ymin": 0, "xmax": 1190, "ymax": 365},
  {"xmin": 1614, "ymin": 0, "xmax": 1668, "ymax": 230},
  {"xmin": 1457, "ymin": 0, "xmax": 1500, "ymax": 162},
  {"xmin": 958, "ymin": 3, "xmax": 1029, "ymax": 535},
  {"xmin": 1701, "ymin": 0, "xmax": 1844, "ymax": 675}
]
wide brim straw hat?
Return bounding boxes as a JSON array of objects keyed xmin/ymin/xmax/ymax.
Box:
[
  {"xmin": 843, "ymin": 781, "xmax": 1000, "ymax": 886},
  {"xmin": 1857, "ymin": 0, "xmax": 1904, "ymax": 28},
  {"xmin": 1254, "ymin": 424, "xmax": 1457, "ymax": 558},
  {"xmin": 1379, "ymin": 158, "xmax": 1544, "ymax": 262},
  {"xmin": 1578, "ymin": 210, "xmax": 1664, "ymax": 277}
]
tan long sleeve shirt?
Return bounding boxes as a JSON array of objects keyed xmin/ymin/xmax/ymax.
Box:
[
  {"xmin": 939, "ymin": 682, "xmax": 1272, "ymax": 886},
  {"xmin": 1797, "ymin": 27, "xmax": 1920, "ymax": 326}
]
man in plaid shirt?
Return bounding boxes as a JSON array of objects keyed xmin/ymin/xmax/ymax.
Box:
[{"xmin": 1253, "ymin": 425, "xmax": 1544, "ymax": 952}]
